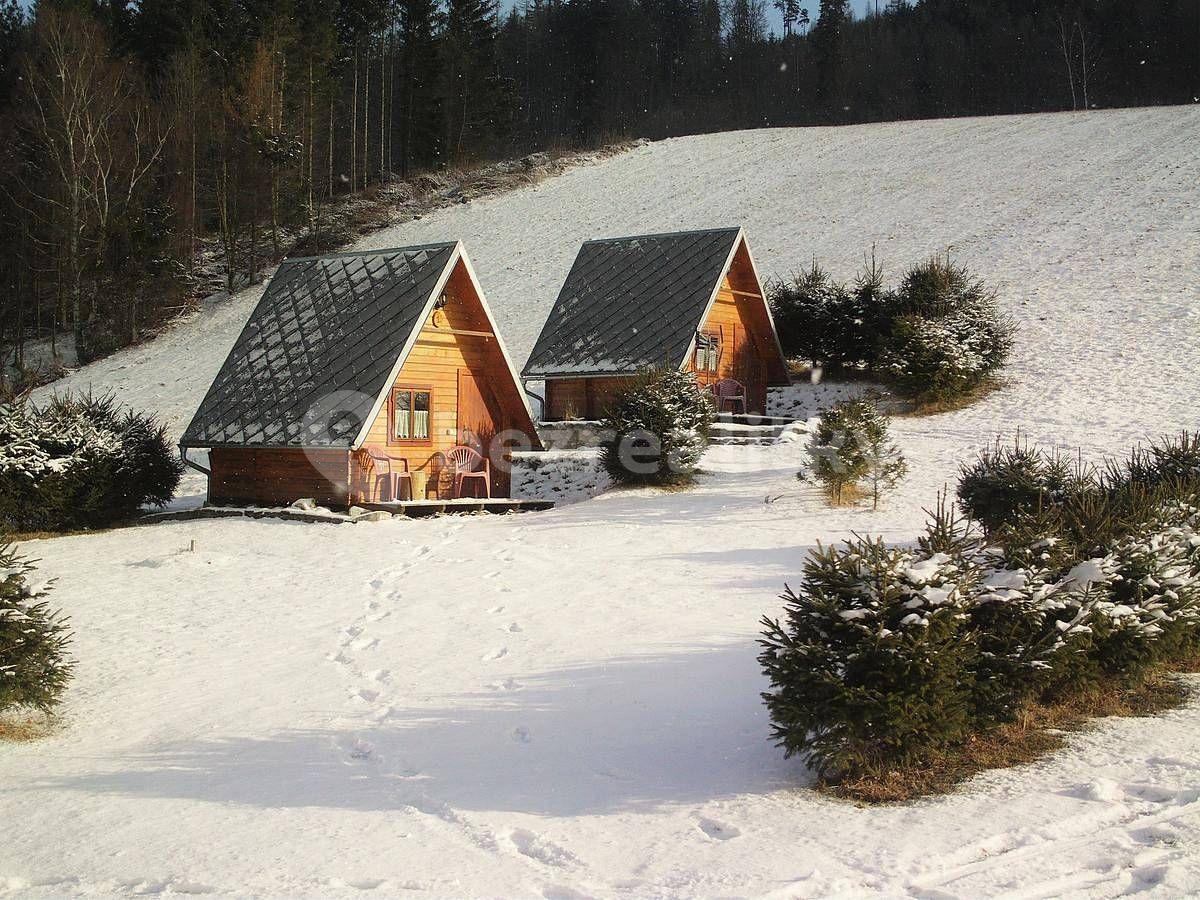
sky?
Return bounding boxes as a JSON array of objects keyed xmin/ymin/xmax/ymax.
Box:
[{"xmin": 743, "ymin": 0, "xmax": 875, "ymax": 37}]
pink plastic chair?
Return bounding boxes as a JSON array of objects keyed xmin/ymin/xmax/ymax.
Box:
[
  {"xmin": 712, "ymin": 378, "xmax": 748, "ymax": 415},
  {"xmin": 447, "ymin": 445, "xmax": 491, "ymax": 499},
  {"xmin": 365, "ymin": 448, "xmax": 412, "ymax": 501}
]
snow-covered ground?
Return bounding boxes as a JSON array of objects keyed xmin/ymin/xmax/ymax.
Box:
[{"xmin": 4, "ymin": 106, "xmax": 1200, "ymax": 897}]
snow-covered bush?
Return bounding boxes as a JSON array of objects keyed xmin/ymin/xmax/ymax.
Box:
[
  {"xmin": 1094, "ymin": 504, "xmax": 1200, "ymax": 677},
  {"xmin": 768, "ymin": 261, "xmax": 885, "ymax": 369},
  {"xmin": 875, "ymin": 257, "xmax": 1013, "ymax": 405},
  {"xmin": 758, "ymin": 530, "xmax": 978, "ymax": 781},
  {"xmin": 598, "ymin": 369, "xmax": 714, "ymax": 487},
  {"xmin": 918, "ymin": 497, "xmax": 1060, "ymax": 722},
  {"xmin": 958, "ymin": 434, "xmax": 1200, "ymax": 695},
  {"xmin": 0, "ymin": 393, "xmax": 183, "ymax": 531},
  {"xmin": 0, "ymin": 543, "xmax": 74, "ymax": 716},
  {"xmin": 802, "ymin": 396, "xmax": 906, "ymax": 507},
  {"xmin": 770, "ymin": 252, "xmax": 1011, "ymax": 409},
  {"xmin": 760, "ymin": 483, "xmax": 1200, "ymax": 780}
]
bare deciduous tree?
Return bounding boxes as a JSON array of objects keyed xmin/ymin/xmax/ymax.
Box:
[{"xmin": 19, "ymin": 7, "xmax": 165, "ymax": 362}]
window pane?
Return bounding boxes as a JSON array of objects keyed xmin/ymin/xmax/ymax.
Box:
[
  {"xmin": 394, "ymin": 391, "xmax": 411, "ymax": 439},
  {"xmin": 696, "ymin": 333, "xmax": 720, "ymax": 373},
  {"xmin": 413, "ymin": 392, "xmax": 431, "ymax": 439}
]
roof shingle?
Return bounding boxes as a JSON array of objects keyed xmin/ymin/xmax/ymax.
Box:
[
  {"xmin": 180, "ymin": 244, "xmax": 456, "ymax": 448},
  {"xmin": 521, "ymin": 228, "xmax": 741, "ymax": 378}
]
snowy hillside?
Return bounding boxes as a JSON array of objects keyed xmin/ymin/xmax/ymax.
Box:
[
  {"xmin": 5, "ymin": 106, "xmax": 1200, "ymax": 897},
  {"xmin": 41, "ymin": 105, "xmax": 1199, "ymax": 452}
]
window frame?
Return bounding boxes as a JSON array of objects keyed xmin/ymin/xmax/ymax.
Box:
[
  {"xmin": 695, "ymin": 329, "xmax": 722, "ymax": 374},
  {"xmin": 388, "ymin": 385, "xmax": 434, "ymax": 446}
]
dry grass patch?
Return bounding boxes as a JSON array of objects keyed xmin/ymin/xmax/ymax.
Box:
[
  {"xmin": 0, "ymin": 711, "xmax": 59, "ymax": 743},
  {"xmin": 823, "ymin": 669, "xmax": 1193, "ymax": 805},
  {"xmin": 899, "ymin": 376, "xmax": 1005, "ymax": 417},
  {"xmin": 821, "ymin": 482, "xmax": 870, "ymax": 507},
  {"xmin": 2, "ymin": 525, "xmax": 120, "ymax": 542}
]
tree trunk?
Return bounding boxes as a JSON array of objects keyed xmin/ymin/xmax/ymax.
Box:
[
  {"xmin": 69, "ymin": 177, "xmax": 86, "ymax": 364},
  {"xmin": 351, "ymin": 43, "xmax": 358, "ymax": 193}
]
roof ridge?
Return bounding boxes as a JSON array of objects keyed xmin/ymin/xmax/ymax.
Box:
[
  {"xmin": 282, "ymin": 241, "xmax": 460, "ymax": 263},
  {"xmin": 580, "ymin": 226, "xmax": 740, "ymax": 246}
]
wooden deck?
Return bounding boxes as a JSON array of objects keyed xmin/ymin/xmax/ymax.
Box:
[
  {"xmin": 357, "ymin": 498, "xmax": 554, "ymax": 518},
  {"xmin": 140, "ymin": 498, "xmax": 554, "ymax": 526}
]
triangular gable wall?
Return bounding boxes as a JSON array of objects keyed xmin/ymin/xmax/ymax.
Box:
[
  {"xmin": 354, "ymin": 246, "xmax": 542, "ymax": 453},
  {"xmin": 681, "ymin": 231, "xmax": 789, "ymax": 384}
]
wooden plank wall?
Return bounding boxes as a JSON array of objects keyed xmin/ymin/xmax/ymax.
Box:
[
  {"xmin": 208, "ymin": 448, "xmax": 350, "ymax": 507},
  {"xmin": 544, "ymin": 376, "xmax": 635, "ymax": 420},
  {"xmin": 688, "ymin": 242, "xmax": 787, "ymax": 413},
  {"xmin": 354, "ymin": 260, "xmax": 535, "ymax": 501}
]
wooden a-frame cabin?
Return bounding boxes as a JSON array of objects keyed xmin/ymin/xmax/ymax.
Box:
[
  {"xmin": 180, "ymin": 242, "xmax": 542, "ymax": 508},
  {"xmin": 521, "ymin": 227, "xmax": 790, "ymax": 420}
]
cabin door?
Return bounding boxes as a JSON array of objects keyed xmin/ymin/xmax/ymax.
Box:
[
  {"xmin": 457, "ymin": 369, "xmax": 509, "ymax": 496},
  {"xmin": 731, "ymin": 324, "xmax": 766, "ymax": 414}
]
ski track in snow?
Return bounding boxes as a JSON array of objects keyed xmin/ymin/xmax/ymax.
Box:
[{"xmin": 2, "ymin": 106, "xmax": 1200, "ymax": 897}]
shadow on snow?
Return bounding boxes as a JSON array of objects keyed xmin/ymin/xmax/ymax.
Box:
[{"xmin": 34, "ymin": 642, "xmax": 810, "ymax": 816}]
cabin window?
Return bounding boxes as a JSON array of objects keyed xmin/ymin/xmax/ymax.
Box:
[
  {"xmin": 695, "ymin": 331, "xmax": 721, "ymax": 373},
  {"xmin": 391, "ymin": 387, "xmax": 432, "ymax": 443}
]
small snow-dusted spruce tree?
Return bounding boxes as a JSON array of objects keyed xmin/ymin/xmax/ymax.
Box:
[
  {"xmin": 803, "ymin": 396, "xmax": 906, "ymax": 507},
  {"xmin": 758, "ymin": 522, "xmax": 977, "ymax": 782},
  {"xmin": 599, "ymin": 368, "xmax": 715, "ymax": 487},
  {"xmin": 0, "ymin": 544, "xmax": 74, "ymax": 720},
  {"xmin": 957, "ymin": 435, "xmax": 1084, "ymax": 535}
]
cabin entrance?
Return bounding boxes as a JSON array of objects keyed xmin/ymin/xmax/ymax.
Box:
[{"xmin": 457, "ymin": 369, "xmax": 511, "ymax": 495}]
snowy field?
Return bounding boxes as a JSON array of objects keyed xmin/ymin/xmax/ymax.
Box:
[{"xmin": 3, "ymin": 105, "xmax": 1200, "ymax": 897}]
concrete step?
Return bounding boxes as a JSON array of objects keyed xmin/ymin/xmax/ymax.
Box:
[
  {"xmin": 711, "ymin": 424, "xmax": 787, "ymax": 437},
  {"xmin": 710, "ymin": 435, "xmax": 778, "ymax": 447},
  {"xmin": 715, "ymin": 413, "xmax": 796, "ymax": 427}
]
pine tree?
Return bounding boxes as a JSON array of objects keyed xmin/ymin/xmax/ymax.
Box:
[
  {"xmin": 862, "ymin": 417, "xmax": 907, "ymax": 510},
  {"xmin": 0, "ymin": 543, "xmax": 74, "ymax": 716},
  {"xmin": 811, "ymin": 0, "xmax": 848, "ymax": 114}
]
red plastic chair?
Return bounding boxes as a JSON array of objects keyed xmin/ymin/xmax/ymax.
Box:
[
  {"xmin": 712, "ymin": 378, "xmax": 748, "ymax": 415},
  {"xmin": 365, "ymin": 448, "xmax": 412, "ymax": 501},
  {"xmin": 447, "ymin": 445, "xmax": 490, "ymax": 499}
]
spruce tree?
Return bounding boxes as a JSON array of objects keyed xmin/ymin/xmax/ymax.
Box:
[
  {"xmin": 0, "ymin": 544, "xmax": 73, "ymax": 716},
  {"xmin": 599, "ymin": 368, "xmax": 715, "ymax": 487},
  {"xmin": 811, "ymin": 0, "xmax": 848, "ymax": 115},
  {"xmin": 805, "ymin": 396, "xmax": 905, "ymax": 507},
  {"xmin": 441, "ymin": 0, "xmax": 506, "ymax": 162},
  {"xmin": 397, "ymin": 0, "xmax": 443, "ymax": 173},
  {"xmin": 759, "ymin": 533, "xmax": 977, "ymax": 780}
]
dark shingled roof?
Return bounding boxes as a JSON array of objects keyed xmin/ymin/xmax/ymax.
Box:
[
  {"xmin": 522, "ymin": 227, "xmax": 742, "ymax": 378},
  {"xmin": 180, "ymin": 243, "xmax": 457, "ymax": 448}
]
